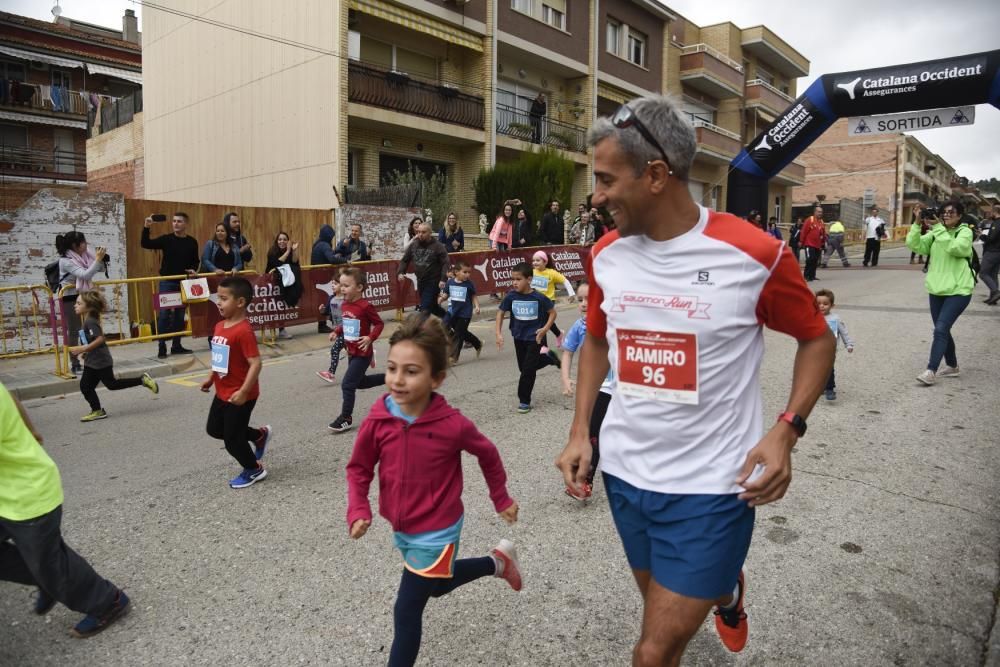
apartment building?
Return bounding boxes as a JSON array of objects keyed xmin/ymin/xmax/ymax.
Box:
[
  {"xmin": 0, "ymin": 9, "xmax": 142, "ymax": 211},
  {"xmin": 141, "ymin": 1, "xmax": 809, "ymax": 227},
  {"xmin": 796, "ymin": 118, "xmax": 957, "ymax": 226}
]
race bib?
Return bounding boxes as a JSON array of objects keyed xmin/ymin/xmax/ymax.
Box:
[
  {"xmin": 616, "ymin": 329, "xmax": 698, "ymax": 405},
  {"xmin": 343, "ymin": 317, "xmax": 361, "ymax": 341},
  {"xmin": 512, "ymin": 300, "xmax": 539, "ymax": 321},
  {"xmin": 530, "ymin": 275, "xmax": 549, "ymax": 291},
  {"xmin": 449, "ymin": 285, "xmax": 468, "ymax": 303},
  {"xmin": 79, "ymin": 329, "xmax": 89, "ymax": 345},
  {"xmin": 211, "ymin": 341, "xmax": 231, "ymax": 376}
]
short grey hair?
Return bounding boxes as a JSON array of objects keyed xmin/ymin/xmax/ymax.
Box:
[{"xmin": 588, "ymin": 95, "xmax": 696, "ymax": 181}]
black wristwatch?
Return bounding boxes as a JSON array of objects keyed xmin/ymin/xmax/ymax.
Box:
[{"xmin": 777, "ymin": 412, "xmax": 807, "ymax": 437}]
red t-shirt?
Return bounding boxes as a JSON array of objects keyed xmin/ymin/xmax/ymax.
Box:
[
  {"xmin": 210, "ymin": 319, "xmax": 260, "ymax": 402},
  {"xmin": 336, "ymin": 298, "xmax": 384, "ymax": 359}
]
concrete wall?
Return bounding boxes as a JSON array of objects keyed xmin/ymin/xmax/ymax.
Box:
[
  {"xmin": 142, "ymin": 0, "xmax": 342, "ymax": 209},
  {"xmin": 87, "ymin": 112, "xmax": 145, "ymax": 199}
]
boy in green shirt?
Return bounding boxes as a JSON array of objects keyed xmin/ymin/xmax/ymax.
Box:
[{"xmin": 0, "ymin": 382, "xmax": 130, "ymax": 637}]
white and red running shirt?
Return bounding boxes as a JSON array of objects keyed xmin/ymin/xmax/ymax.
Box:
[{"xmin": 586, "ymin": 206, "xmax": 828, "ymax": 494}]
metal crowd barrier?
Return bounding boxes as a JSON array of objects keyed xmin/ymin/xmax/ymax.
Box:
[{"xmin": 0, "ymin": 284, "xmax": 63, "ymax": 373}]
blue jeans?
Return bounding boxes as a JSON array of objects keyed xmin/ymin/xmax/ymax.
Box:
[
  {"xmin": 157, "ymin": 280, "xmax": 185, "ymax": 349},
  {"xmin": 927, "ymin": 294, "xmax": 971, "ymax": 371},
  {"xmin": 340, "ymin": 355, "xmax": 385, "ymax": 418},
  {"xmin": 417, "ymin": 281, "xmax": 446, "ymax": 318}
]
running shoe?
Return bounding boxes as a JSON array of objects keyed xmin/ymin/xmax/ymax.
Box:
[
  {"xmin": 80, "ymin": 409, "xmax": 107, "ymax": 422},
  {"xmin": 255, "ymin": 425, "xmax": 272, "ymax": 460},
  {"xmin": 937, "ymin": 366, "xmax": 960, "ymax": 378},
  {"xmin": 316, "ymin": 370, "xmax": 336, "ymax": 383},
  {"xmin": 546, "ymin": 349, "xmax": 562, "ymax": 369},
  {"xmin": 824, "ymin": 389, "xmax": 836, "ymax": 401},
  {"xmin": 70, "ymin": 590, "xmax": 130, "ymax": 638},
  {"xmin": 714, "ymin": 569, "xmax": 747, "ymax": 652},
  {"xmin": 229, "ymin": 466, "xmax": 267, "ymax": 489},
  {"xmin": 475, "ymin": 344, "xmax": 483, "ymax": 360},
  {"xmin": 916, "ymin": 370, "xmax": 936, "ymax": 386},
  {"xmin": 141, "ymin": 373, "xmax": 159, "ymax": 394},
  {"xmin": 517, "ymin": 403, "xmax": 531, "ymax": 414},
  {"xmin": 491, "ymin": 539, "xmax": 523, "ymax": 592},
  {"xmin": 277, "ymin": 328, "xmax": 293, "ymax": 340},
  {"xmin": 33, "ymin": 588, "xmax": 56, "ymax": 615},
  {"xmin": 329, "ymin": 416, "xmax": 354, "ymax": 433},
  {"xmin": 564, "ymin": 483, "xmax": 592, "ymax": 502}
]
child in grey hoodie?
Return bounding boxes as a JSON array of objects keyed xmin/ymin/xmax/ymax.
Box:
[{"xmin": 816, "ymin": 289, "xmax": 854, "ymax": 401}]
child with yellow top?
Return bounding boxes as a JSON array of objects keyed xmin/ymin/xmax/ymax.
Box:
[{"xmin": 530, "ymin": 250, "xmax": 575, "ymax": 343}]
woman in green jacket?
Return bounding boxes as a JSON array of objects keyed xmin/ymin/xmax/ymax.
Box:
[{"xmin": 906, "ymin": 201, "xmax": 974, "ymax": 386}]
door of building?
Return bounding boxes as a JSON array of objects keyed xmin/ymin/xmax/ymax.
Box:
[{"xmin": 53, "ymin": 128, "xmax": 74, "ymax": 174}]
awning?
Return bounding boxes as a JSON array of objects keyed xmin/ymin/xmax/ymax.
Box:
[
  {"xmin": 87, "ymin": 63, "xmax": 143, "ymax": 85},
  {"xmin": 0, "ymin": 110, "xmax": 86, "ymax": 130},
  {"xmin": 0, "ymin": 44, "xmax": 83, "ymax": 69},
  {"xmin": 350, "ymin": 0, "xmax": 483, "ymax": 53},
  {"xmin": 597, "ymin": 82, "xmax": 631, "ymax": 105}
]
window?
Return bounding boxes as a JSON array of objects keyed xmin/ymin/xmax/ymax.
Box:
[
  {"xmin": 359, "ymin": 37, "xmax": 437, "ymax": 80},
  {"xmin": 682, "ymin": 100, "xmax": 715, "ymax": 125},
  {"xmin": 497, "ymin": 80, "xmax": 540, "ymax": 115},
  {"xmin": 511, "ymin": 0, "xmax": 533, "ymax": 13},
  {"xmin": 627, "ymin": 28, "xmax": 646, "ymax": 67},
  {"xmin": 1, "ymin": 61, "xmax": 26, "ymax": 82},
  {"xmin": 347, "ymin": 150, "xmax": 357, "ymax": 187},
  {"xmin": 755, "ymin": 65, "xmax": 774, "ymax": 86},
  {"xmin": 606, "ymin": 20, "xmax": 622, "ymax": 55},
  {"xmin": 0, "ymin": 123, "xmax": 28, "ymax": 148},
  {"xmin": 51, "ymin": 68, "xmax": 71, "ymax": 89},
  {"xmin": 541, "ymin": 4, "xmax": 565, "ymax": 30}
]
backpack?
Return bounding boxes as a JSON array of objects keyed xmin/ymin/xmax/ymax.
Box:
[
  {"xmin": 969, "ymin": 247, "xmax": 981, "ymax": 284},
  {"xmin": 44, "ymin": 261, "xmax": 66, "ymax": 293}
]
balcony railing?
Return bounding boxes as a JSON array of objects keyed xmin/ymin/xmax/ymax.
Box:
[
  {"xmin": 745, "ymin": 79, "xmax": 794, "ymax": 115},
  {"xmin": 495, "ymin": 103, "xmax": 586, "ymax": 153},
  {"xmin": 687, "ymin": 114, "xmax": 741, "ymax": 162},
  {"xmin": 0, "ymin": 144, "xmax": 87, "ymax": 180},
  {"xmin": 347, "ymin": 61, "xmax": 484, "ymax": 130},
  {"xmin": 679, "ymin": 44, "xmax": 743, "ymax": 72},
  {"xmin": 97, "ymin": 90, "xmax": 142, "ymax": 135},
  {"xmin": 0, "ymin": 83, "xmax": 89, "ymax": 116}
]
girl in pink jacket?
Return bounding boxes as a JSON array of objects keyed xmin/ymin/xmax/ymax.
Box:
[{"xmin": 346, "ymin": 314, "xmax": 521, "ymax": 667}]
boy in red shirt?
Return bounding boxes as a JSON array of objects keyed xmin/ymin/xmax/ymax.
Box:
[
  {"xmin": 200, "ymin": 276, "xmax": 272, "ymax": 489},
  {"xmin": 329, "ymin": 267, "xmax": 386, "ymax": 433}
]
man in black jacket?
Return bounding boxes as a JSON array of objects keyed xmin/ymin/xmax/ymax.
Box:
[
  {"xmin": 311, "ymin": 224, "xmax": 347, "ymax": 332},
  {"xmin": 333, "ymin": 224, "xmax": 372, "ymax": 262},
  {"xmin": 513, "ymin": 209, "xmax": 534, "ymax": 248},
  {"xmin": 540, "ymin": 200, "xmax": 564, "ymax": 245},
  {"xmin": 142, "ymin": 213, "xmax": 200, "ymax": 358},
  {"xmin": 397, "ymin": 222, "xmax": 448, "ymax": 317},
  {"xmin": 981, "ymin": 205, "xmax": 1000, "ymax": 305},
  {"xmin": 529, "ymin": 92, "xmax": 546, "ymax": 144}
]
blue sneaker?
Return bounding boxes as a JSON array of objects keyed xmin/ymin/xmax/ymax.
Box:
[
  {"xmin": 254, "ymin": 425, "xmax": 272, "ymax": 460},
  {"xmin": 33, "ymin": 588, "xmax": 56, "ymax": 615},
  {"xmin": 229, "ymin": 466, "xmax": 267, "ymax": 489},
  {"xmin": 70, "ymin": 590, "xmax": 130, "ymax": 638},
  {"xmin": 517, "ymin": 403, "xmax": 531, "ymax": 414}
]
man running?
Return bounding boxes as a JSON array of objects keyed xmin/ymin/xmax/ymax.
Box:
[{"xmin": 556, "ymin": 95, "xmax": 835, "ymax": 666}]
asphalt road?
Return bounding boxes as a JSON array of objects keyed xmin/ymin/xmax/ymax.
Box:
[{"xmin": 3, "ymin": 246, "xmax": 999, "ymax": 666}]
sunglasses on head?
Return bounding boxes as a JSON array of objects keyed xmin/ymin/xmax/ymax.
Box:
[{"xmin": 612, "ymin": 104, "xmax": 671, "ymax": 170}]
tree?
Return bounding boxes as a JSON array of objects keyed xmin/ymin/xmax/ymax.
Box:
[
  {"xmin": 474, "ymin": 148, "xmax": 575, "ymax": 228},
  {"xmin": 381, "ymin": 163, "xmax": 452, "ymax": 228}
]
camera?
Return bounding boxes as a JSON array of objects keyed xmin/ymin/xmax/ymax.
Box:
[{"xmin": 920, "ymin": 206, "xmax": 939, "ymax": 220}]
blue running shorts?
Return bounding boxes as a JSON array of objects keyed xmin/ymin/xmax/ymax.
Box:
[{"xmin": 604, "ymin": 472, "xmax": 754, "ymax": 600}]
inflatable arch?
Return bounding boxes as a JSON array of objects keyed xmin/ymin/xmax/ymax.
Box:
[{"xmin": 726, "ymin": 50, "xmax": 1000, "ymax": 217}]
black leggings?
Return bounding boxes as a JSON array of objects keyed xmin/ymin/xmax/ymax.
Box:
[
  {"xmin": 206, "ymin": 396, "xmax": 261, "ymax": 469},
  {"xmin": 80, "ymin": 366, "xmax": 142, "ymax": 411},
  {"xmin": 587, "ymin": 391, "xmax": 611, "ymax": 485},
  {"xmin": 389, "ymin": 558, "xmax": 495, "ymax": 666},
  {"xmin": 449, "ymin": 317, "xmax": 482, "ymax": 361}
]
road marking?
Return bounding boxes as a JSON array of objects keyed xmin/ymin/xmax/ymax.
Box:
[{"xmin": 166, "ymin": 358, "xmax": 291, "ymax": 387}]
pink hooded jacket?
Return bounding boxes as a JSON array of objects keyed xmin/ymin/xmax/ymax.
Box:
[{"xmin": 346, "ymin": 393, "xmax": 514, "ymax": 534}]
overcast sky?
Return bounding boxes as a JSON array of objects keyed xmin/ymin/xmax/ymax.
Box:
[{"xmin": 7, "ymin": 0, "xmax": 999, "ymax": 180}]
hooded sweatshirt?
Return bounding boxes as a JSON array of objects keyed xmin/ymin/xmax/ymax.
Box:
[
  {"xmin": 906, "ymin": 222, "xmax": 974, "ymax": 296},
  {"xmin": 311, "ymin": 224, "xmax": 346, "ymax": 265},
  {"xmin": 346, "ymin": 393, "xmax": 514, "ymax": 534}
]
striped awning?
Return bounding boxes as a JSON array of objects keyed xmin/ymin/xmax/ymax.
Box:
[
  {"xmin": 597, "ymin": 82, "xmax": 632, "ymax": 106},
  {"xmin": 350, "ymin": 0, "xmax": 483, "ymax": 53},
  {"xmin": 0, "ymin": 44, "xmax": 83, "ymax": 69},
  {"xmin": 0, "ymin": 110, "xmax": 86, "ymax": 129},
  {"xmin": 87, "ymin": 63, "xmax": 142, "ymax": 85}
]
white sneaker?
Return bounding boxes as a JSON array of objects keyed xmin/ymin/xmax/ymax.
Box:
[
  {"xmin": 916, "ymin": 370, "xmax": 936, "ymax": 386},
  {"xmin": 277, "ymin": 328, "xmax": 293, "ymax": 340},
  {"xmin": 936, "ymin": 366, "xmax": 960, "ymax": 378}
]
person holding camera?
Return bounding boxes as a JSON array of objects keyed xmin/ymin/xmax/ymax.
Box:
[
  {"xmin": 906, "ymin": 201, "xmax": 975, "ymax": 386},
  {"xmin": 142, "ymin": 213, "xmax": 200, "ymax": 358},
  {"xmin": 56, "ymin": 231, "xmax": 108, "ymax": 375},
  {"xmin": 863, "ymin": 205, "xmax": 887, "ymax": 267}
]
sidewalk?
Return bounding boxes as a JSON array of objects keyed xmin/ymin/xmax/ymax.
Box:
[{"xmin": 0, "ymin": 299, "xmax": 524, "ymax": 401}]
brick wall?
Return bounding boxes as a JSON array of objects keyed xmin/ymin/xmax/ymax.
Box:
[
  {"xmin": 0, "ymin": 189, "xmax": 127, "ymax": 352},
  {"xmin": 337, "ymin": 204, "xmax": 422, "ymax": 261},
  {"xmin": 796, "ymin": 129, "xmax": 898, "ymax": 216},
  {"xmin": 86, "ymin": 112, "xmax": 145, "ymax": 198}
]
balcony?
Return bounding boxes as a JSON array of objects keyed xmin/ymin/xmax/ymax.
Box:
[
  {"xmin": 679, "ymin": 44, "xmax": 744, "ymax": 99},
  {"xmin": 773, "ymin": 160, "xmax": 807, "ymax": 186},
  {"xmin": 0, "ymin": 83, "xmax": 89, "ymax": 126},
  {"xmin": 495, "ymin": 103, "xmax": 587, "ymax": 153},
  {"xmin": 347, "ymin": 61, "xmax": 484, "ymax": 130},
  {"xmin": 740, "ymin": 26, "xmax": 809, "ymax": 78},
  {"xmin": 688, "ymin": 115, "xmax": 741, "ymax": 164},
  {"xmin": 0, "ymin": 144, "xmax": 87, "ymax": 181},
  {"xmin": 744, "ymin": 79, "xmax": 794, "ymax": 118}
]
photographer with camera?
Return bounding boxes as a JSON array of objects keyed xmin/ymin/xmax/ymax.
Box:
[
  {"xmin": 55, "ymin": 232, "xmax": 108, "ymax": 375},
  {"xmin": 863, "ymin": 205, "xmax": 888, "ymax": 267},
  {"xmin": 142, "ymin": 213, "xmax": 200, "ymax": 358},
  {"xmin": 906, "ymin": 201, "xmax": 975, "ymax": 386}
]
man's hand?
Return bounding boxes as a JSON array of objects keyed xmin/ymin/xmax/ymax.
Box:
[
  {"xmin": 499, "ymin": 502, "xmax": 519, "ymax": 525},
  {"xmin": 556, "ymin": 431, "xmax": 593, "ymax": 497},
  {"xmin": 438, "ymin": 281, "xmax": 446, "ymax": 290},
  {"xmin": 229, "ymin": 389, "xmax": 248, "ymax": 406},
  {"xmin": 200, "ymin": 378, "xmax": 213, "ymax": 392},
  {"xmin": 358, "ymin": 335, "xmax": 372, "ymax": 351},
  {"xmin": 241, "ymin": 243, "xmax": 252, "ymax": 253},
  {"xmin": 350, "ymin": 519, "xmax": 370, "ymax": 539},
  {"xmin": 735, "ymin": 424, "xmax": 796, "ymax": 507},
  {"xmin": 144, "ymin": 216, "xmax": 153, "ymax": 228},
  {"xmin": 215, "ymin": 269, "xmax": 225, "ymax": 275},
  {"xmin": 185, "ymin": 269, "xmax": 198, "ymax": 276},
  {"xmin": 397, "ymin": 274, "xmax": 406, "ymax": 282}
]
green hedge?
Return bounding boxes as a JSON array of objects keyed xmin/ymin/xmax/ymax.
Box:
[{"xmin": 474, "ymin": 148, "xmax": 575, "ymax": 225}]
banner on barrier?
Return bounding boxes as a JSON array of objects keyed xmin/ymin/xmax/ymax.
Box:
[
  {"xmin": 847, "ymin": 106, "xmax": 975, "ymax": 136},
  {"xmin": 188, "ymin": 246, "xmax": 591, "ymax": 337}
]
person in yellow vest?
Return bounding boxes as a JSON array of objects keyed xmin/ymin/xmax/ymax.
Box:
[
  {"xmin": 821, "ymin": 219, "xmax": 851, "ymax": 268},
  {"xmin": 0, "ymin": 383, "xmax": 130, "ymax": 637}
]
